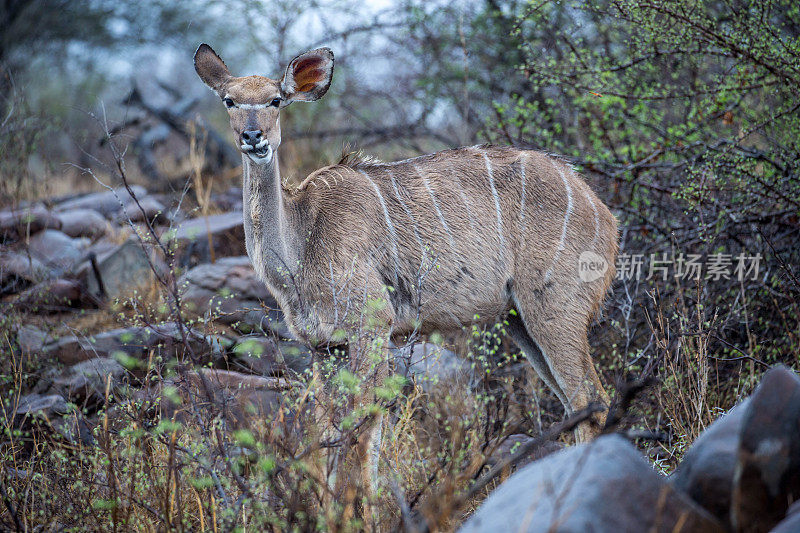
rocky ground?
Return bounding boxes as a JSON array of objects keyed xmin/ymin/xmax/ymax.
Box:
[{"xmin": 2, "ymin": 186, "xmax": 800, "ymax": 532}]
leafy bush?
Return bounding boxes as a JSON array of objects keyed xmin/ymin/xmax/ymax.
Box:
[{"xmin": 487, "ymin": 0, "xmax": 800, "ymax": 461}]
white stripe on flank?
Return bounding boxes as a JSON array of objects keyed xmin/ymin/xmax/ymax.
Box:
[
  {"xmin": 483, "ymin": 154, "xmax": 505, "ymax": 249},
  {"xmin": 584, "ymin": 188, "xmax": 599, "ymax": 248},
  {"xmin": 388, "ymin": 169, "xmax": 426, "ymax": 252},
  {"xmin": 545, "ymin": 159, "xmax": 573, "ymax": 282},
  {"xmin": 417, "ymin": 166, "xmax": 456, "ymax": 248},
  {"xmin": 519, "ymin": 154, "xmax": 528, "ymax": 234},
  {"xmin": 449, "ymin": 163, "xmax": 476, "ymax": 230},
  {"xmin": 360, "ymin": 170, "xmax": 400, "ymax": 285}
]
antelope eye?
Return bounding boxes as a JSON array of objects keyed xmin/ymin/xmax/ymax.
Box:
[
  {"xmin": 223, "ymin": 97, "xmax": 235, "ymax": 108},
  {"xmin": 270, "ymin": 97, "xmax": 281, "ymax": 107}
]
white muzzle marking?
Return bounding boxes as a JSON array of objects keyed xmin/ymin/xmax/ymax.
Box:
[{"xmin": 243, "ymin": 142, "xmax": 273, "ymax": 164}]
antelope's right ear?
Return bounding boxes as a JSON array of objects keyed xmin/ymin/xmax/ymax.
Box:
[
  {"xmin": 194, "ymin": 44, "xmax": 231, "ymax": 92},
  {"xmin": 280, "ymin": 48, "xmax": 334, "ymax": 104}
]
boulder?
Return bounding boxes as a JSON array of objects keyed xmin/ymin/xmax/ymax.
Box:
[
  {"xmin": 732, "ymin": 366, "xmax": 800, "ymax": 533},
  {"xmin": 43, "ymin": 322, "xmax": 232, "ymax": 365},
  {"xmin": 49, "ymin": 357, "xmax": 126, "ymax": 403},
  {"xmin": 25, "ymin": 229, "xmax": 89, "ymax": 276},
  {"xmin": 82, "ymin": 237, "xmax": 121, "ymax": 260},
  {"xmin": 55, "ymin": 185, "xmax": 147, "ymax": 218},
  {"xmin": 14, "ymin": 325, "xmax": 53, "ymax": 355},
  {"xmin": 50, "ymin": 414, "xmax": 96, "ymax": 446},
  {"xmin": 210, "ymin": 186, "xmax": 243, "ymax": 212},
  {"xmin": 13, "ymin": 393, "xmax": 72, "ymax": 426},
  {"xmin": 75, "ymin": 236, "xmax": 167, "ymax": 300},
  {"xmin": 0, "ymin": 205, "xmax": 61, "ymax": 242},
  {"xmin": 669, "ymin": 366, "xmax": 800, "ymax": 532},
  {"xmin": 0, "ymin": 251, "xmax": 51, "ymax": 294},
  {"xmin": 178, "ymin": 256, "xmax": 287, "ymax": 335},
  {"xmin": 58, "ymin": 208, "xmax": 109, "ymax": 239},
  {"xmin": 394, "ymin": 342, "xmax": 472, "ymax": 388},
  {"xmin": 671, "ymin": 398, "xmax": 750, "ymax": 527},
  {"xmin": 14, "ymin": 278, "xmax": 84, "ymax": 310},
  {"xmin": 12, "ymin": 382, "xmax": 95, "ymax": 444},
  {"xmin": 123, "ymin": 196, "xmax": 168, "ymax": 225},
  {"xmin": 169, "ymin": 212, "xmax": 246, "ymax": 265},
  {"xmin": 231, "ymin": 336, "xmax": 313, "ymax": 376},
  {"xmin": 459, "ymin": 435, "xmax": 724, "ymax": 533},
  {"xmin": 770, "ymin": 502, "xmax": 800, "ymax": 532},
  {"xmin": 76, "ymin": 238, "xmax": 157, "ymax": 299},
  {"xmin": 161, "ymin": 368, "xmax": 295, "ymax": 428}
]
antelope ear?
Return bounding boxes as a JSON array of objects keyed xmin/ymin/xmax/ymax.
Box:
[
  {"xmin": 280, "ymin": 48, "xmax": 334, "ymax": 103},
  {"xmin": 194, "ymin": 43, "xmax": 232, "ymax": 91}
]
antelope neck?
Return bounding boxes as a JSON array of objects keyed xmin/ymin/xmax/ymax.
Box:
[{"xmin": 241, "ymin": 153, "xmax": 303, "ymax": 283}]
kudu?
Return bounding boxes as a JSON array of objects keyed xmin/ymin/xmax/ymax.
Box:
[{"xmin": 194, "ymin": 43, "xmax": 618, "ymax": 498}]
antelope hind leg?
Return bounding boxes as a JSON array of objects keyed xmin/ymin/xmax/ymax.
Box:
[{"xmin": 511, "ymin": 293, "xmax": 610, "ymax": 441}]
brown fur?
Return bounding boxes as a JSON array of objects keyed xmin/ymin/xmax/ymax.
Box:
[{"xmin": 194, "ymin": 44, "xmax": 619, "ymax": 511}]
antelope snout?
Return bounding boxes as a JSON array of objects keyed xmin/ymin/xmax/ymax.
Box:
[
  {"xmin": 241, "ymin": 130, "xmax": 263, "ymax": 147},
  {"xmin": 240, "ymin": 130, "xmax": 272, "ymax": 161}
]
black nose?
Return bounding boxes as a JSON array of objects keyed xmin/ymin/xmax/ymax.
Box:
[{"xmin": 241, "ymin": 130, "xmax": 262, "ymax": 147}]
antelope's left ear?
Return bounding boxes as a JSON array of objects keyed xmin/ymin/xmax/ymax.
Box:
[
  {"xmin": 194, "ymin": 43, "xmax": 232, "ymax": 92},
  {"xmin": 280, "ymin": 48, "xmax": 334, "ymax": 104}
]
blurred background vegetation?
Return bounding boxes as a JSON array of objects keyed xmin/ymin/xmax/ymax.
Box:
[{"xmin": 1, "ymin": 0, "xmax": 799, "ymax": 528}]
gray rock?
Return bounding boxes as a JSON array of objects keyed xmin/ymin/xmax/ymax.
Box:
[
  {"xmin": 83, "ymin": 237, "xmax": 119, "ymax": 259},
  {"xmin": 161, "ymin": 369, "xmax": 295, "ymax": 428},
  {"xmin": 58, "ymin": 208, "xmax": 109, "ymax": 239},
  {"xmin": 178, "ymin": 256, "xmax": 287, "ymax": 336},
  {"xmin": 13, "ymin": 393, "xmax": 72, "ymax": 426},
  {"xmin": 5, "ymin": 468, "xmax": 28, "ymax": 481},
  {"xmin": 51, "ymin": 414, "xmax": 95, "ymax": 446},
  {"xmin": 277, "ymin": 341, "xmax": 314, "ymax": 372},
  {"xmin": 393, "ymin": 343, "xmax": 472, "ymax": 388},
  {"xmin": 25, "ymin": 229, "xmax": 89, "ymax": 275},
  {"xmin": 231, "ymin": 336, "xmax": 281, "ymax": 376},
  {"xmin": 770, "ymin": 502, "xmax": 800, "ymax": 532},
  {"xmin": 14, "ymin": 278, "xmax": 84, "ymax": 310},
  {"xmin": 210, "ymin": 186, "xmax": 243, "ymax": 212},
  {"xmin": 653, "ymin": 366, "xmax": 800, "ymax": 533},
  {"xmin": 169, "ymin": 212, "xmax": 246, "ymax": 265},
  {"xmin": 50, "ymin": 357, "xmax": 126, "ymax": 402},
  {"xmin": 231, "ymin": 336, "xmax": 313, "ymax": 376},
  {"xmin": 76, "ymin": 238, "xmax": 158, "ymax": 299},
  {"xmin": 55, "ymin": 185, "xmax": 147, "ymax": 218},
  {"xmin": 43, "ymin": 322, "xmax": 232, "ymax": 365},
  {"xmin": 671, "ymin": 398, "xmax": 750, "ymax": 527},
  {"xmin": 460, "ymin": 435, "xmax": 724, "ymax": 533},
  {"xmin": 732, "ymin": 365, "xmax": 800, "ymax": 533},
  {"xmin": 15, "ymin": 325, "xmax": 53, "ymax": 354},
  {"xmin": 123, "ymin": 196, "xmax": 168, "ymax": 225},
  {"xmin": 1, "ymin": 251, "xmax": 51, "ymax": 293},
  {"xmin": 0, "ymin": 205, "xmax": 61, "ymax": 242}
]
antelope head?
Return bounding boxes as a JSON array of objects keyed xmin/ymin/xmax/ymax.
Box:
[{"xmin": 193, "ymin": 43, "xmax": 334, "ymax": 164}]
